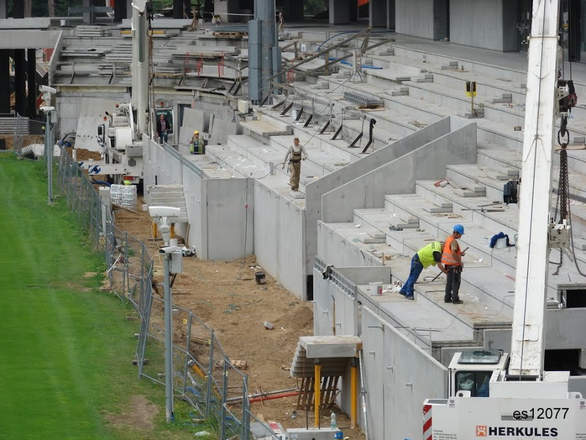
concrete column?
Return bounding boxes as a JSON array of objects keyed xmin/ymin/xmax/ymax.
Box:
[
  {"xmin": 0, "ymin": 50, "xmax": 9, "ymax": 114},
  {"xmin": 82, "ymin": 0, "xmax": 93, "ymax": 24},
  {"xmin": 370, "ymin": 0, "xmax": 387, "ymax": 27},
  {"xmin": 329, "ymin": 0, "xmax": 351, "ymax": 24},
  {"xmin": 386, "ymin": 0, "xmax": 395, "ymax": 30},
  {"xmin": 14, "ymin": 50, "xmax": 27, "ymax": 116},
  {"xmin": 27, "ymin": 49, "xmax": 36, "ymax": 118},
  {"xmin": 24, "ymin": 0, "xmax": 32, "ymax": 17},
  {"xmin": 255, "ymin": 0, "xmax": 276, "ymax": 100},
  {"xmin": 0, "ymin": 0, "xmax": 7, "ymax": 19}
]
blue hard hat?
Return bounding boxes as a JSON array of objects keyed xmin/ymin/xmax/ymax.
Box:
[{"xmin": 453, "ymin": 224, "xmax": 464, "ymax": 235}]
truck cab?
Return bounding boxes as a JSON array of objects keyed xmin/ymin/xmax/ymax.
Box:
[{"xmin": 449, "ymin": 350, "xmax": 508, "ymax": 397}]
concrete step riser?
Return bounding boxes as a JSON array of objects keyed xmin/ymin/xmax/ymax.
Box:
[
  {"xmin": 477, "ymin": 129, "xmax": 521, "ymax": 150},
  {"xmin": 367, "ymin": 64, "xmax": 526, "ymax": 106},
  {"xmin": 382, "ymin": 199, "xmax": 517, "ymax": 275},
  {"xmin": 446, "ymin": 168, "xmax": 504, "ymax": 201},
  {"xmin": 407, "ymin": 86, "xmax": 524, "ymax": 126},
  {"xmin": 413, "ymin": 184, "xmax": 518, "ymax": 236},
  {"xmin": 391, "ymin": 46, "xmax": 525, "ymax": 83},
  {"xmin": 350, "ymin": 210, "xmax": 514, "ymax": 315},
  {"xmin": 382, "ymin": 231, "xmax": 515, "ymax": 313}
]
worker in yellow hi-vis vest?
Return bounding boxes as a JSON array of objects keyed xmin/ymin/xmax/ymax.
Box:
[{"xmin": 399, "ymin": 241, "xmax": 446, "ymax": 300}]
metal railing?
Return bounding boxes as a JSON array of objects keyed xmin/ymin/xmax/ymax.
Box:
[{"xmin": 56, "ymin": 150, "xmax": 255, "ymax": 439}]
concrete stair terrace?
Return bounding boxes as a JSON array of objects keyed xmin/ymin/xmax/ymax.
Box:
[
  {"xmin": 285, "ymin": 39, "xmax": 586, "ymax": 186},
  {"xmin": 309, "ymin": 40, "xmax": 586, "ymax": 352},
  {"xmin": 204, "ymin": 112, "xmax": 378, "ymax": 200}
]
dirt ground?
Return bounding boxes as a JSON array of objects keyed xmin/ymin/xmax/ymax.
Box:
[{"xmin": 114, "ymin": 200, "xmax": 365, "ymax": 438}]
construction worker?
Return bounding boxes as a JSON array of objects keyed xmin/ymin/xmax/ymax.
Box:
[
  {"xmin": 156, "ymin": 113, "xmax": 169, "ymax": 144},
  {"xmin": 442, "ymin": 224, "xmax": 466, "ymax": 304},
  {"xmin": 399, "ymin": 241, "xmax": 446, "ymax": 300},
  {"xmin": 283, "ymin": 137, "xmax": 307, "ymax": 192},
  {"xmin": 190, "ymin": 130, "xmax": 201, "ymax": 154}
]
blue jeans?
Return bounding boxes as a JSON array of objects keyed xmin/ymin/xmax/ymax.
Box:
[{"xmin": 400, "ymin": 254, "xmax": 423, "ymax": 297}]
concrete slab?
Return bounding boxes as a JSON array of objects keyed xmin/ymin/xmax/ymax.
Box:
[{"xmin": 299, "ymin": 335, "xmax": 362, "ymax": 358}]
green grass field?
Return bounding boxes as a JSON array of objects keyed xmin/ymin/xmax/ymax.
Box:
[{"xmin": 0, "ymin": 154, "xmax": 201, "ymax": 440}]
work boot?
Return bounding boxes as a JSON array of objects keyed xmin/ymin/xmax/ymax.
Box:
[{"xmin": 452, "ymin": 298, "xmax": 463, "ymax": 304}]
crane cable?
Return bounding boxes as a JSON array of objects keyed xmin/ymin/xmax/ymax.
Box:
[{"xmin": 551, "ymin": 1, "xmax": 586, "ymax": 278}]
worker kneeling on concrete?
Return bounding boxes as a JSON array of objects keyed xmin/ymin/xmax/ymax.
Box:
[
  {"xmin": 442, "ymin": 224, "xmax": 466, "ymax": 304},
  {"xmin": 399, "ymin": 241, "xmax": 445, "ymax": 300}
]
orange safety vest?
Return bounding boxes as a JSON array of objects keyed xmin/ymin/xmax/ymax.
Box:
[{"xmin": 441, "ymin": 235, "xmax": 461, "ymax": 266}]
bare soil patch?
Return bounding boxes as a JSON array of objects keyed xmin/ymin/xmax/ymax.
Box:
[{"xmin": 105, "ymin": 395, "xmax": 159, "ymax": 432}]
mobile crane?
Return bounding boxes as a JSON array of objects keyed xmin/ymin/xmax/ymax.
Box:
[{"xmin": 424, "ymin": 1, "xmax": 586, "ymax": 438}]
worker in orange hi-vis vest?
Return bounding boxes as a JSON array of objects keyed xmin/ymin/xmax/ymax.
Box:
[{"xmin": 441, "ymin": 224, "xmax": 466, "ymax": 304}]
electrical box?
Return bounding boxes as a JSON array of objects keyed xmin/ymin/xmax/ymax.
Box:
[{"xmin": 169, "ymin": 250, "xmax": 183, "ymax": 274}]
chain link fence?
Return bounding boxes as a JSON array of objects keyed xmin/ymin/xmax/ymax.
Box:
[{"xmin": 55, "ymin": 150, "xmax": 274, "ymax": 439}]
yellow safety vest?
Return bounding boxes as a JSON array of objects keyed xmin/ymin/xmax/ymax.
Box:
[{"xmin": 417, "ymin": 241, "xmax": 442, "ymax": 268}]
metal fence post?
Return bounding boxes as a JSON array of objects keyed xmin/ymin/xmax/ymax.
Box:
[
  {"xmin": 183, "ymin": 313, "xmax": 193, "ymax": 396},
  {"xmin": 140, "ymin": 244, "xmax": 145, "ymax": 309},
  {"xmin": 242, "ymin": 375, "xmax": 250, "ymax": 440},
  {"xmin": 124, "ymin": 231, "xmax": 129, "ymax": 296},
  {"xmin": 163, "ymin": 253, "xmax": 174, "ymax": 422},
  {"xmin": 206, "ymin": 329, "xmax": 215, "ymax": 417},
  {"xmin": 220, "ymin": 361, "xmax": 228, "ymax": 440}
]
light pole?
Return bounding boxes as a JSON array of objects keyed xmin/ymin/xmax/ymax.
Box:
[
  {"xmin": 149, "ymin": 206, "xmax": 183, "ymax": 423},
  {"xmin": 40, "ymin": 85, "xmax": 57, "ymax": 204}
]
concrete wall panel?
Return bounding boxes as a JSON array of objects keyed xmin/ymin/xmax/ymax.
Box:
[
  {"xmin": 361, "ymin": 307, "xmax": 447, "ymax": 440},
  {"xmin": 395, "ymin": 0, "xmax": 435, "ymax": 39},
  {"xmin": 205, "ymin": 178, "xmax": 254, "ymax": 260},
  {"xmin": 450, "ymin": 0, "xmax": 504, "ymax": 51},
  {"xmin": 182, "ymin": 163, "xmax": 204, "ymax": 252},
  {"xmin": 305, "ymin": 118, "xmax": 451, "ymax": 274},
  {"xmin": 254, "ymin": 182, "xmax": 305, "ymax": 298},
  {"xmin": 321, "ymin": 120, "xmax": 477, "ymax": 223}
]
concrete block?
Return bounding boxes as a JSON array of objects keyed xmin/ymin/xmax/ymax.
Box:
[
  {"xmin": 391, "ymin": 87, "xmax": 410, "ymax": 96},
  {"xmin": 492, "ymin": 93, "xmax": 513, "ymax": 104},
  {"xmin": 416, "ymin": 73, "xmax": 434, "ymax": 83},
  {"xmin": 429, "ymin": 202, "xmax": 453, "ymax": 213},
  {"xmin": 440, "ymin": 61, "xmax": 459, "ymax": 70},
  {"xmin": 462, "ymin": 185, "xmax": 486, "ymax": 197}
]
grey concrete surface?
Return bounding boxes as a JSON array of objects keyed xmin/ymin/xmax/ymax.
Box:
[
  {"xmin": 0, "ymin": 29, "xmax": 61, "ymax": 49},
  {"xmin": 144, "ymin": 141, "xmax": 254, "ymax": 260},
  {"xmin": 395, "ymin": 0, "xmax": 435, "ymax": 40},
  {"xmin": 321, "ymin": 119, "xmax": 477, "ymax": 223}
]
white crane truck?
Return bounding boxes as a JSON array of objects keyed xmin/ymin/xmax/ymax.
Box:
[{"xmin": 424, "ymin": 0, "xmax": 586, "ymax": 439}]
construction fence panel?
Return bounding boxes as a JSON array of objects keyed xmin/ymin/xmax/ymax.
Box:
[{"xmin": 55, "ymin": 150, "xmax": 251, "ymax": 439}]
